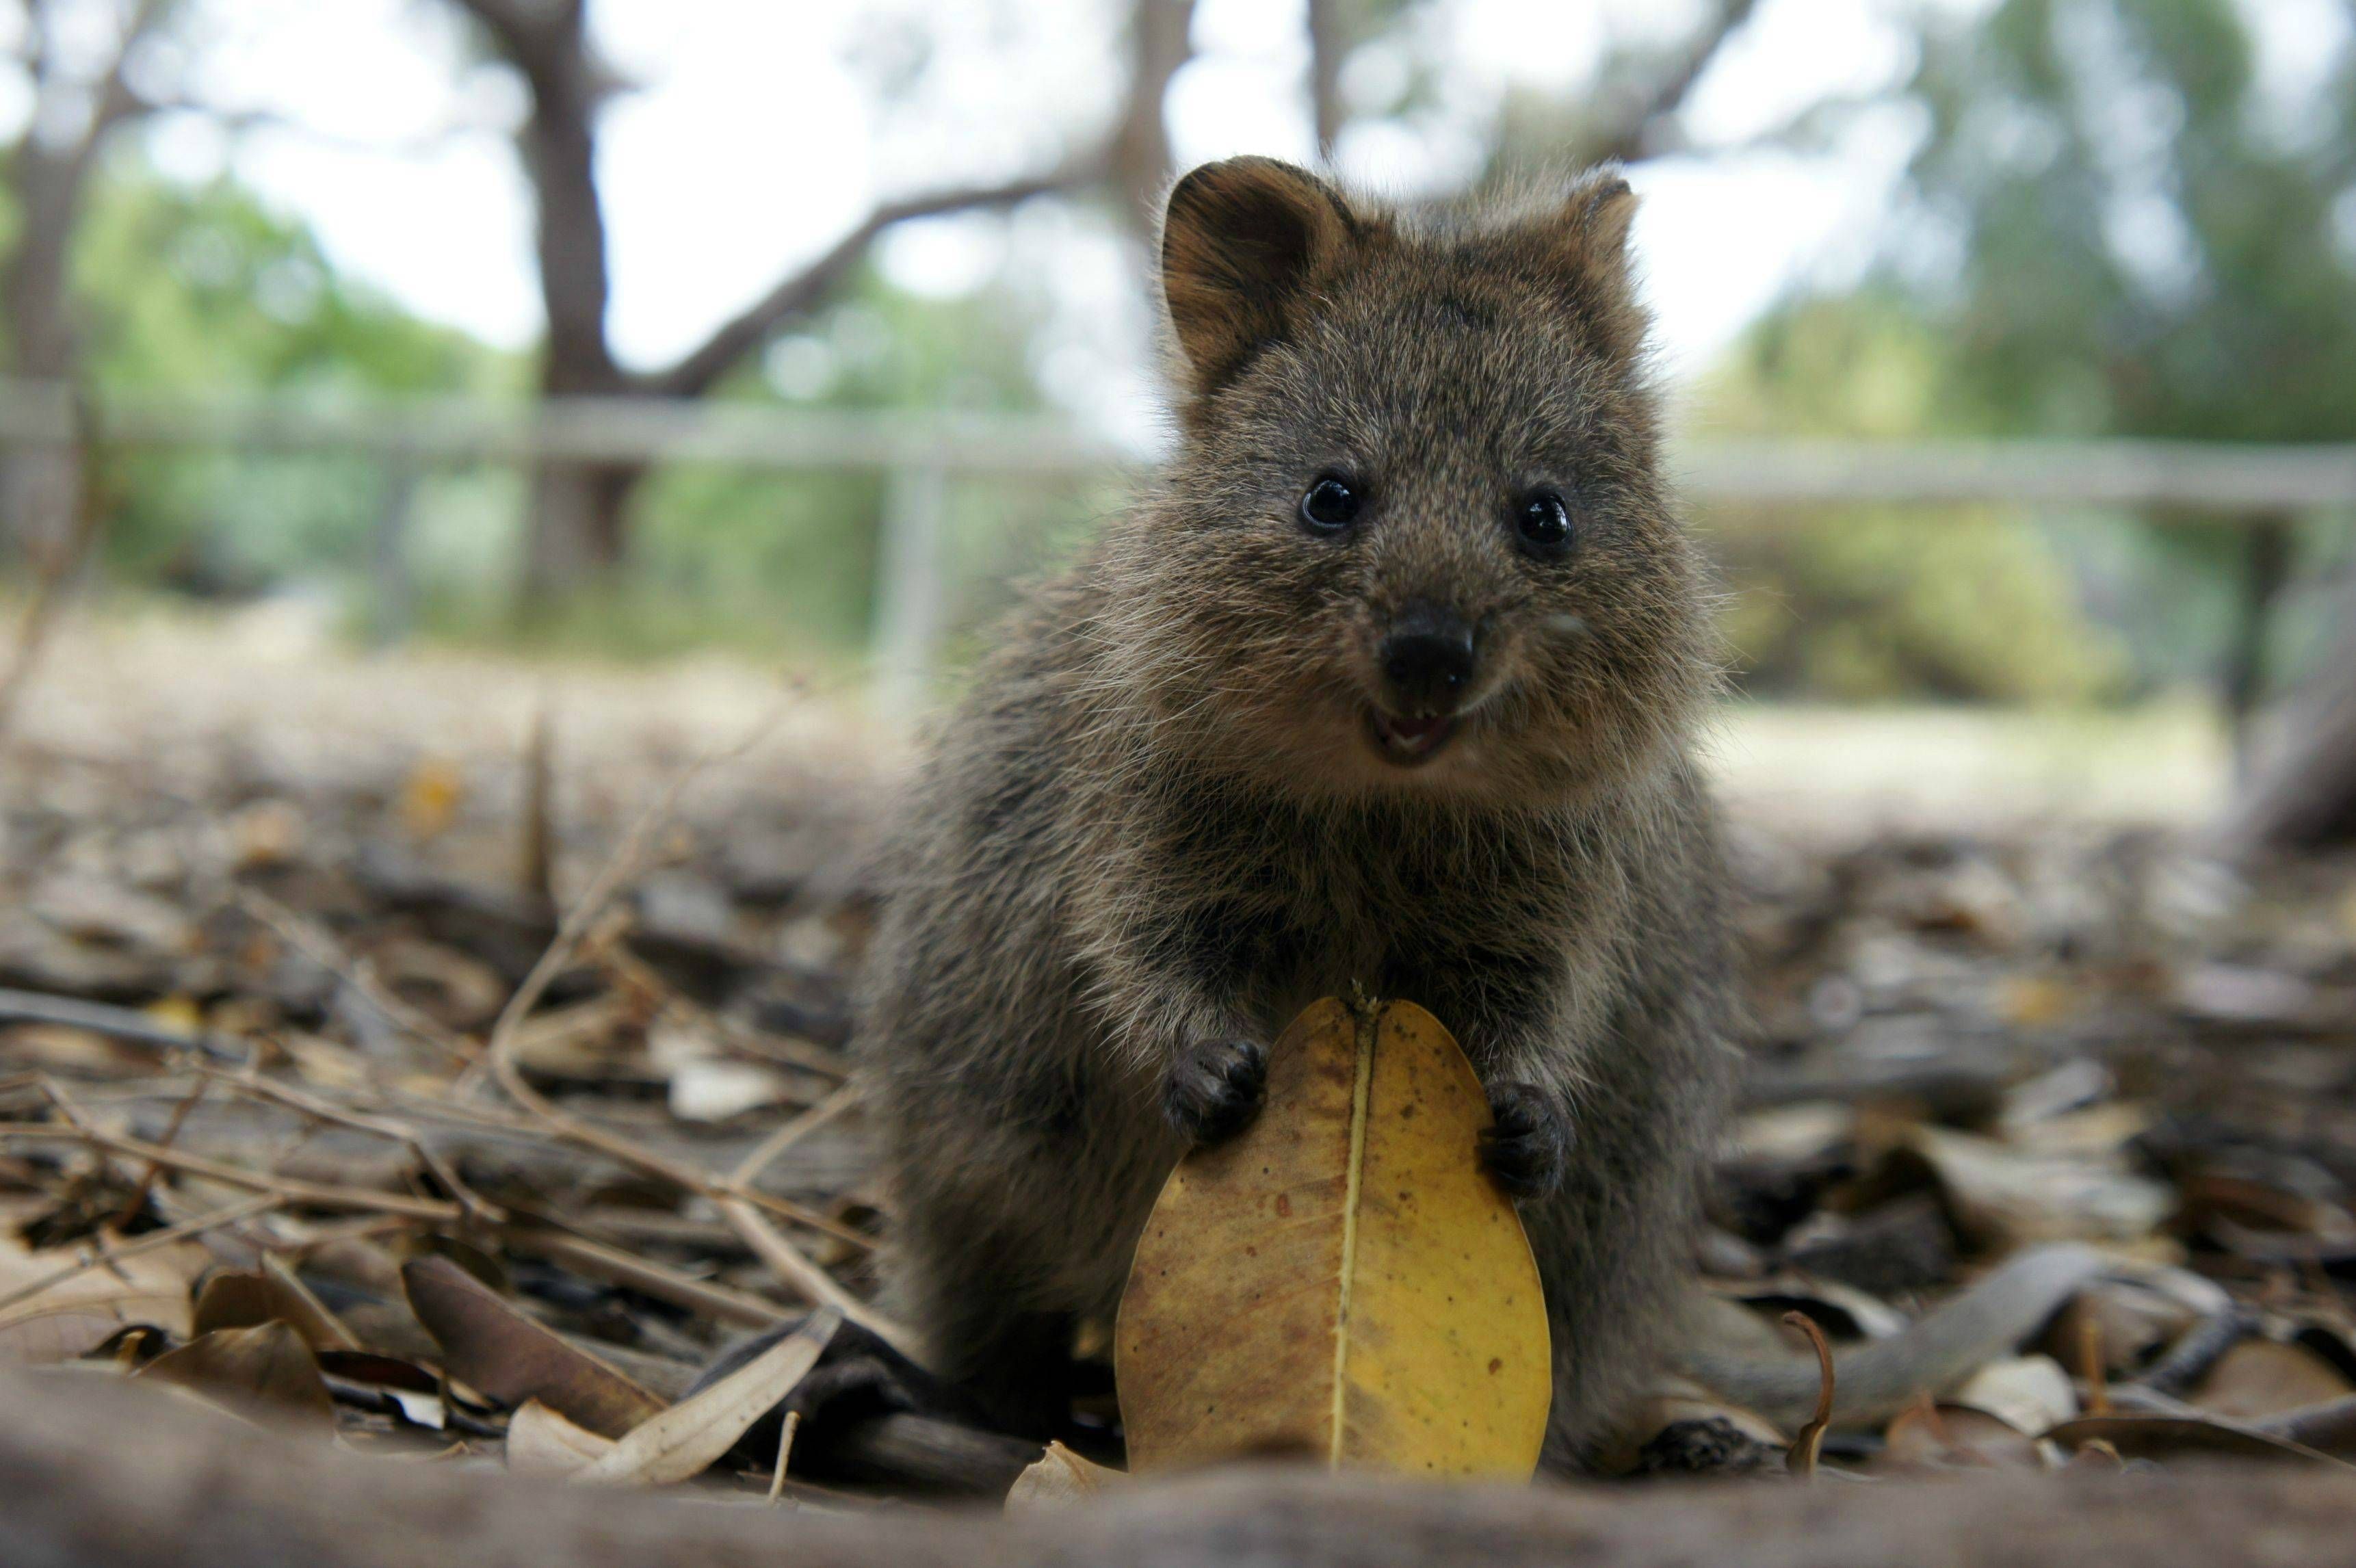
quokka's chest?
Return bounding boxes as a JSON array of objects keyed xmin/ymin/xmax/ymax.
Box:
[{"xmin": 1164, "ymin": 812, "xmax": 1597, "ymax": 989}]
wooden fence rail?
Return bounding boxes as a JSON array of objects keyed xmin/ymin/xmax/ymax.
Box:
[{"xmin": 1, "ymin": 380, "xmax": 2349, "ymax": 727}]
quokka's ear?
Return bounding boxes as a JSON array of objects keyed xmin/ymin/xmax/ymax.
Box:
[
  {"xmin": 1160, "ymin": 157, "xmax": 1359, "ymax": 400},
  {"xmin": 1565, "ymin": 169, "xmax": 1638, "ymax": 265},
  {"xmin": 1545, "ymin": 168, "xmax": 1645, "ymax": 362}
]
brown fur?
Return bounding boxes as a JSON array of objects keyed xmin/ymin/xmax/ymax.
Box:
[{"xmin": 855, "ymin": 157, "xmax": 1738, "ymax": 1468}]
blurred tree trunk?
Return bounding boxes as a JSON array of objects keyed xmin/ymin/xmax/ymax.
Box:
[
  {"xmin": 1306, "ymin": 0, "xmax": 1347, "ymax": 163},
  {"xmin": 451, "ymin": 0, "xmax": 1100, "ymax": 616},
  {"xmin": 451, "ymin": 0, "xmax": 632, "ymax": 614},
  {"xmin": 2222, "ymin": 568, "xmax": 2356, "ymax": 854},
  {"xmin": 1110, "ymin": 0, "xmax": 1196, "ymax": 234},
  {"xmin": 1, "ymin": 0, "xmax": 170, "ymax": 566}
]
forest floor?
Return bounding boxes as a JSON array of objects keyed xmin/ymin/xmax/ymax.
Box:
[{"xmin": 3, "ymin": 604, "xmax": 2355, "ymax": 1502}]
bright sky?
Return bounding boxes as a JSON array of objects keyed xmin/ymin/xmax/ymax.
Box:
[{"xmin": 75, "ymin": 0, "xmax": 2345, "ymax": 440}]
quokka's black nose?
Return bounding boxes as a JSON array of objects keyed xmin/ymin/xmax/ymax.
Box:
[{"xmin": 1380, "ymin": 603, "xmax": 1477, "ymax": 715}]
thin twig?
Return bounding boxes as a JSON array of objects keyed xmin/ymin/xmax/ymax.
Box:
[
  {"xmin": 768, "ymin": 1409, "xmax": 802, "ymax": 1507},
  {"xmin": 464, "ymin": 716, "xmax": 885, "ymax": 1242},
  {"xmin": 729, "ymin": 1085, "xmax": 859, "ymax": 1188},
  {"xmin": 472, "ymin": 727, "xmax": 742, "ymax": 1103},
  {"xmin": 499, "ymin": 1226, "xmax": 787, "ymax": 1329},
  {"xmin": 0, "ymin": 986, "xmax": 237, "ymax": 1060},
  {"xmin": 231, "ymin": 887, "xmax": 479, "ymax": 1064},
  {"xmin": 192, "ymin": 1066, "xmax": 504, "ymax": 1226},
  {"xmin": 1782, "ymin": 1311, "xmax": 1835, "ymax": 1482},
  {"xmin": 600, "ymin": 943, "xmax": 848, "ymax": 1079},
  {"xmin": 2079, "ymin": 1311, "xmax": 2111, "ymax": 1417},
  {"xmin": 715, "ymin": 1194, "xmax": 911, "ymax": 1356},
  {"xmin": 108, "ymin": 1080, "xmax": 207, "ymax": 1230},
  {"xmin": 727, "ymin": 1187, "xmax": 876, "ymax": 1251},
  {"xmin": 0, "ymin": 1192, "xmax": 281, "ymax": 1316},
  {"xmin": 0, "ymin": 1125, "xmax": 462, "ymax": 1222}
]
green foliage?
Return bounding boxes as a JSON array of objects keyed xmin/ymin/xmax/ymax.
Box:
[
  {"xmin": 1698, "ymin": 294, "xmax": 2128, "ymax": 703},
  {"xmin": 415, "ymin": 261, "xmax": 1088, "ymax": 662},
  {"xmin": 1703, "ymin": 0, "xmax": 2356, "ymax": 703},
  {"xmin": 65, "ymin": 170, "xmax": 505, "ymax": 590},
  {"xmin": 601, "ymin": 266, "xmax": 1078, "ymax": 659},
  {"xmin": 77, "ymin": 174, "xmax": 496, "ymax": 397},
  {"xmin": 1907, "ymin": 0, "xmax": 2356, "ymax": 445}
]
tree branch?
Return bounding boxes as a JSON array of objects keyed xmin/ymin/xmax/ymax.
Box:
[
  {"xmin": 642, "ymin": 160, "xmax": 1095, "ymax": 402},
  {"xmin": 1584, "ymin": 0, "xmax": 1762, "ymax": 166}
]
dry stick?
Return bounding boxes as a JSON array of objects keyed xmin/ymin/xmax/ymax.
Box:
[
  {"xmin": 499, "ymin": 1227, "xmax": 787, "ymax": 1329},
  {"xmin": 0, "ymin": 986, "xmax": 237, "ymax": 1060},
  {"xmin": 2071, "ymin": 1311, "xmax": 2123, "ymax": 1467},
  {"xmin": 0, "ymin": 1125, "xmax": 462, "ymax": 1222},
  {"xmin": 230, "ymin": 887, "xmax": 478, "ymax": 1064},
  {"xmin": 108, "ymin": 1080, "xmax": 208, "ymax": 1231},
  {"xmin": 0, "ymin": 389, "xmax": 107, "ymax": 748},
  {"xmin": 192, "ymin": 1067, "xmax": 505, "ymax": 1226},
  {"xmin": 464, "ymin": 716, "xmax": 904, "ymax": 1342},
  {"xmin": 2078, "ymin": 1312, "xmax": 2112, "ymax": 1417},
  {"xmin": 731, "ymin": 1085, "xmax": 861, "ymax": 1189},
  {"xmin": 1781, "ymin": 1311, "xmax": 1835, "ymax": 1482},
  {"xmin": 714, "ymin": 1084, "xmax": 914, "ymax": 1356},
  {"xmin": 767, "ymin": 1409, "xmax": 803, "ymax": 1508},
  {"xmin": 601, "ymin": 942, "xmax": 849, "ymax": 1080},
  {"xmin": 0, "ymin": 1192, "xmax": 282, "ymax": 1316}
]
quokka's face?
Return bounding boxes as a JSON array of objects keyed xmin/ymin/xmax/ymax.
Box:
[{"xmin": 1104, "ymin": 158, "xmax": 1712, "ymax": 807}]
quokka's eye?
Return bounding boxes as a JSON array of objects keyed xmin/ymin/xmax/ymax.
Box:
[
  {"xmin": 1299, "ymin": 475, "xmax": 1362, "ymax": 534},
  {"xmin": 1515, "ymin": 490, "xmax": 1574, "ymax": 558}
]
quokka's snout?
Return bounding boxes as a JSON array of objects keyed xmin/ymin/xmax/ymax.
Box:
[
  {"xmin": 1367, "ymin": 598, "xmax": 1480, "ymax": 766},
  {"xmin": 1378, "ymin": 599, "xmax": 1477, "ymax": 716}
]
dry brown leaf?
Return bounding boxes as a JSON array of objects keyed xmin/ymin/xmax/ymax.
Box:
[
  {"xmin": 569, "ymin": 1307, "xmax": 840, "ymax": 1487},
  {"xmin": 507, "ymin": 1398, "xmax": 619, "ymax": 1479},
  {"xmin": 136, "ymin": 1320, "xmax": 335, "ymax": 1433},
  {"xmin": 2044, "ymin": 1411, "xmax": 2356, "ymax": 1469},
  {"xmin": 2188, "ymin": 1339, "xmax": 2355, "ymax": 1421},
  {"xmin": 192, "ymin": 1255, "xmax": 360, "ymax": 1353},
  {"xmin": 402, "ymin": 1256, "xmax": 666, "ymax": 1438},
  {"xmin": 1004, "ymin": 1440, "xmax": 1125, "ymax": 1512},
  {"xmin": 1883, "ymin": 1399, "xmax": 2047, "ymax": 1471},
  {"xmin": 1116, "ymin": 997, "xmax": 1550, "ymax": 1479}
]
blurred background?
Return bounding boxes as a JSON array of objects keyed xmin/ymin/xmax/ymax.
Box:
[{"xmin": 0, "ymin": 0, "xmax": 2353, "ymax": 841}]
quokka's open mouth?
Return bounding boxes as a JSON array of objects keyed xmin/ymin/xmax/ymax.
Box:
[{"xmin": 1367, "ymin": 707, "xmax": 1458, "ymax": 765}]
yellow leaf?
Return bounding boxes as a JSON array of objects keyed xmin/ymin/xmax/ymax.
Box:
[
  {"xmin": 1116, "ymin": 997, "xmax": 1549, "ymax": 1478},
  {"xmin": 398, "ymin": 755, "xmax": 467, "ymax": 841},
  {"xmin": 142, "ymin": 995, "xmax": 204, "ymax": 1038}
]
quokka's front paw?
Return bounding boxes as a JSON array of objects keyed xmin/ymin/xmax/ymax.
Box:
[
  {"xmin": 1162, "ymin": 1038, "xmax": 1268, "ymax": 1146},
  {"xmin": 1480, "ymin": 1082, "xmax": 1570, "ymax": 1200}
]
